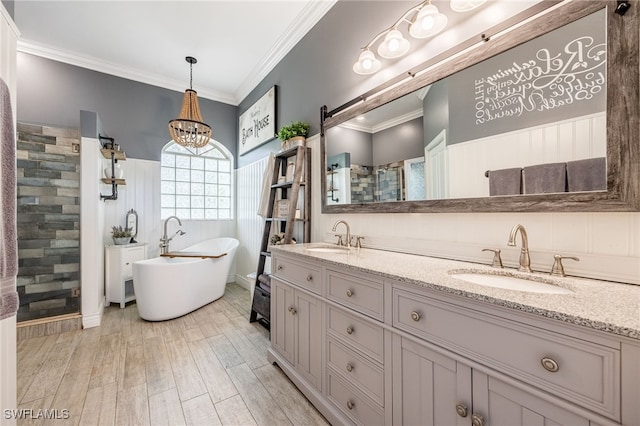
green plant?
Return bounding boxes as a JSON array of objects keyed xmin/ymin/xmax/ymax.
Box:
[
  {"xmin": 111, "ymin": 225, "xmax": 132, "ymax": 238},
  {"xmin": 277, "ymin": 121, "xmax": 310, "ymax": 141}
]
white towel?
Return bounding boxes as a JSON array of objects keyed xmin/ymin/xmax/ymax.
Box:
[
  {"xmin": 0, "ymin": 77, "xmax": 18, "ymax": 320},
  {"xmin": 257, "ymin": 153, "xmax": 275, "ymax": 218}
]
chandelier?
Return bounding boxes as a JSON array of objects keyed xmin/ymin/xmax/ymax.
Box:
[{"xmin": 168, "ymin": 56, "xmax": 212, "ymax": 148}]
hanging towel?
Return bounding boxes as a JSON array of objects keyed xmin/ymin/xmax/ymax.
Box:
[
  {"xmin": 488, "ymin": 167, "xmax": 522, "ymax": 196},
  {"xmin": 523, "ymin": 162, "xmax": 567, "ymax": 194},
  {"xmin": 566, "ymin": 157, "xmax": 606, "ymax": 192},
  {"xmin": 257, "ymin": 153, "xmax": 275, "ymax": 218},
  {"xmin": 0, "ymin": 78, "xmax": 18, "ymax": 320}
]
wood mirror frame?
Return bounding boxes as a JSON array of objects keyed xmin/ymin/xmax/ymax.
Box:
[{"xmin": 321, "ymin": 1, "xmax": 639, "ymax": 213}]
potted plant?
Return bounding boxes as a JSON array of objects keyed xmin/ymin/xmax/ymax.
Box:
[
  {"xmin": 111, "ymin": 225, "xmax": 132, "ymax": 245},
  {"xmin": 277, "ymin": 121, "xmax": 310, "ymax": 150}
]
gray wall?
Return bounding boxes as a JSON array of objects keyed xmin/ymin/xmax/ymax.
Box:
[
  {"xmin": 326, "ymin": 126, "xmax": 372, "ymax": 167},
  {"xmin": 423, "ymin": 80, "xmax": 450, "ymax": 148},
  {"xmin": 372, "ymin": 117, "xmax": 423, "ymax": 165},
  {"xmin": 17, "ymin": 53, "xmax": 238, "ymax": 162},
  {"xmin": 237, "ymin": 1, "xmax": 419, "ymax": 167}
]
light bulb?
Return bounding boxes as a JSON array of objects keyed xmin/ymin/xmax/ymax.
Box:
[
  {"xmin": 410, "ymin": 4, "xmax": 448, "ymax": 38},
  {"xmin": 353, "ymin": 50, "xmax": 381, "ymax": 75},
  {"xmin": 378, "ymin": 29, "xmax": 410, "ymax": 59}
]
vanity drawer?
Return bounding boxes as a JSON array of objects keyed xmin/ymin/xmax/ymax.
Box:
[
  {"xmin": 272, "ymin": 256, "xmax": 321, "ymax": 294},
  {"xmin": 122, "ymin": 246, "xmax": 145, "ymax": 278},
  {"xmin": 327, "ymin": 338, "xmax": 384, "ymax": 405},
  {"xmin": 327, "ymin": 305, "xmax": 384, "ymax": 363},
  {"xmin": 327, "ymin": 269, "xmax": 384, "ymax": 320},
  {"xmin": 327, "ymin": 368, "xmax": 384, "ymax": 426},
  {"xmin": 393, "ymin": 288, "xmax": 620, "ymax": 420}
]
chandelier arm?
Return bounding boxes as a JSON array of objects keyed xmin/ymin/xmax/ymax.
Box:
[{"xmin": 361, "ymin": 0, "xmax": 428, "ymax": 50}]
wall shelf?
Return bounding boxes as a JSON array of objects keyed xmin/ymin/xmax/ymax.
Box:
[{"xmin": 100, "ymin": 146, "xmax": 126, "ymax": 201}]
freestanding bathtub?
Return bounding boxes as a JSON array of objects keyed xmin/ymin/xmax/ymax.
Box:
[{"xmin": 132, "ymin": 237, "xmax": 239, "ymax": 321}]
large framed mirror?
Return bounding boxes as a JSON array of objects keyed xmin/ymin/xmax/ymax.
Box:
[{"xmin": 321, "ymin": 0, "xmax": 639, "ymax": 213}]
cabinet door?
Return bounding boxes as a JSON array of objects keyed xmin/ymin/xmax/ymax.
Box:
[
  {"xmin": 295, "ymin": 290, "xmax": 323, "ymax": 390},
  {"xmin": 472, "ymin": 370, "xmax": 591, "ymax": 426},
  {"xmin": 271, "ymin": 279, "xmax": 295, "ymax": 365},
  {"xmin": 392, "ymin": 335, "xmax": 472, "ymax": 426}
]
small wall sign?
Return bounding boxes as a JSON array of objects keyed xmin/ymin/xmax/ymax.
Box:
[{"xmin": 239, "ymin": 86, "xmax": 277, "ymax": 155}]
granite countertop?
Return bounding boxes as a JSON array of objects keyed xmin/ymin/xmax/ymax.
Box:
[{"xmin": 270, "ymin": 243, "xmax": 640, "ymax": 340}]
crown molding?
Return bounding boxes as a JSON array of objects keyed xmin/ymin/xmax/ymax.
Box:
[
  {"xmin": 233, "ymin": 0, "xmax": 337, "ymax": 104},
  {"xmin": 339, "ymin": 108, "xmax": 424, "ymax": 134},
  {"xmin": 17, "ymin": 39, "xmax": 238, "ymax": 105}
]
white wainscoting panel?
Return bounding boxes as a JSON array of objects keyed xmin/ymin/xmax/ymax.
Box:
[
  {"xmin": 447, "ymin": 112, "xmax": 606, "ymax": 198},
  {"xmin": 235, "ymin": 156, "xmax": 269, "ymax": 290},
  {"xmin": 308, "ymin": 134, "xmax": 640, "ymax": 285}
]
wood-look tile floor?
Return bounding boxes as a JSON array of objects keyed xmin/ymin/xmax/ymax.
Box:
[{"xmin": 16, "ymin": 283, "xmax": 329, "ymax": 426}]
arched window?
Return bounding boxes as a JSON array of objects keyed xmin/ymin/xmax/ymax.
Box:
[{"xmin": 160, "ymin": 140, "xmax": 234, "ymax": 220}]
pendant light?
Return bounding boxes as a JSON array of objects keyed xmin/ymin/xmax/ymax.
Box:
[{"xmin": 168, "ymin": 56, "xmax": 212, "ymax": 149}]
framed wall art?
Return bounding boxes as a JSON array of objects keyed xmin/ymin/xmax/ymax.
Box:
[{"xmin": 239, "ymin": 85, "xmax": 277, "ymax": 155}]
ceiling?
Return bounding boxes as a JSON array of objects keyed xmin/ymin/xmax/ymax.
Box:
[{"xmin": 12, "ymin": 0, "xmax": 337, "ymax": 106}]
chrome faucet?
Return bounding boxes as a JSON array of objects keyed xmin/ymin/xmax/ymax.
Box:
[
  {"xmin": 160, "ymin": 216, "xmax": 185, "ymax": 254},
  {"xmin": 507, "ymin": 224, "xmax": 531, "ymax": 273},
  {"xmin": 332, "ymin": 220, "xmax": 351, "ymax": 247}
]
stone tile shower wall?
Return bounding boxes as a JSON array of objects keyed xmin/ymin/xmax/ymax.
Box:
[
  {"xmin": 350, "ymin": 165, "xmax": 374, "ymax": 203},
  {"xmin": 16, "ymin": 123, "xmax": 80, "ymax": 322}
]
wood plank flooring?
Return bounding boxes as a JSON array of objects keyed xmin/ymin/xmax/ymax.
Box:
[{"xmin": 16, "ymin": 283, "xmax": 329, "ymax": 426}]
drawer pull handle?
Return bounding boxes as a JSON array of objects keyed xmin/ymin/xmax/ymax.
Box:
[
  {"xmin": 288, "ymin": 306, "xmax": 297, "ymax": 315},
  {"xmin": 346, "ymin": 289, "xmax": 354, "ymax": 297},
  {"xmin": 306, "ymin": 275, "xmax": 313, "ymax": 281},
  {"xmin": 541, "ymin": 357, "xmax": 559, "ymax": 372},
  {"xmin": 411, "ymin": 311, "xmax": 421, "ymax": 322},
  {"xmin": 346, "ymin": 400, "xmax": 355, "ymax": 410},
  {"xmin": 346, "ymin": 326, "xmax": 354, "ymax": 335},
  {"xmin": 455, "ymin": 404, "xmax": 468, "ymax": 418},
  {"xmin": 471, "ymin": 414, "xmax": 484, "ymax": 426},
  {"xmin": 125, "ymin": 262, "xmax": 130, "ymax": 265},
  {"xmin": 277, "ymin": 265, "xmax": 283, "ymax": 271},
  {"xmin": 346, "ymin": 363, "xmax": 354, "ymax": 372}
]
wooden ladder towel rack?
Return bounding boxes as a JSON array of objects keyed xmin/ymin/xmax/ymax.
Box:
[{"xmin": 249, "ymin": 145, "xmax": 311, "ymax": 328}]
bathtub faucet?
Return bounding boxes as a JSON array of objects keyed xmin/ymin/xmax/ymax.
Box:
[{"xmin": 160, "ymin": 216, "xmax": 185, "ymax": 254}]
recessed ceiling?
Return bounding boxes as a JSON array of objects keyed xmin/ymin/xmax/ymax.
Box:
[{"xmin": 13, "ymin": 0, "xmax": 337, "ymax": 106}]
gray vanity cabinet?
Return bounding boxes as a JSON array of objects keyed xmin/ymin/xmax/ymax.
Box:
[
  {"xmin": 268, "ymin": 250, "xmax": 639, "ymax": 426},
  {"xmin": 392, "ymin": 335, "xmax": 471, "ymax": 426},
  {"xmin": 271, "ymin": 277, "xmax": 323, "ymax": 390},
  {"xmin": 393, "ymin": 335, "xmax": 594, "ymax": 425}
]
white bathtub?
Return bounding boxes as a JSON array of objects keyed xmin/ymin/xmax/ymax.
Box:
[{"xmin": 132, "ymin": 237, "xmax": 239, "ymax": 321}]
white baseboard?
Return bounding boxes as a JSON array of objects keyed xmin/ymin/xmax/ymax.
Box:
[
  {"xmin": 82, "ymin": 297, "xmax": 104, "ymax": 329},
  {"xmin": 234, "ymin": 274, "xmax": 252, "ymax": 291}
]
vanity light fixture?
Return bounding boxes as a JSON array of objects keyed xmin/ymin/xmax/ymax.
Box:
[
  {"xmin": 168, "ymin": 56, "xmax": 212, "ymax": 149},
  {"xmin": 450, "ymin": 0, "xmax": 487, "ymax": 13},
  {"xmin": 353, "ymin": 0, "xmax": 448, "ymax": 75}
]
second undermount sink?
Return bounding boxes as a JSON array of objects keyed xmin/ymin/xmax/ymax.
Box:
[{"xmin": 450, "ymin": 271, "xmax": 573, "ymax": 294}]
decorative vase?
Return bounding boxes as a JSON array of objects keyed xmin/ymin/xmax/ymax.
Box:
[
  {"xmin": 287, "ymin": 135, "xmax": 306, "ymax": 148},
  {"xmin": 113, "ymin": 237, "xmax": 130, "ymax": 245}
]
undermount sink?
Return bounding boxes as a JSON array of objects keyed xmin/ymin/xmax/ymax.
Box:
[
  {"xmin": 450, "ymin": 271, "xmax": 573, "ymax": 294},
  {"xmin": 304, "ymin": 245, "xmax": 351, "ymax": 254}
]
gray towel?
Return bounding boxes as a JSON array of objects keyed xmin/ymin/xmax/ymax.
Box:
[
  {"xmin": 0, "ymin": 78, "xmax": 18, "ymax": 320},
  {"xmin": 523, "ymin": 162, "xmax": 567, "ymax": 194},
  {"xmin": 488, "ymin": 167, "xmax": 522, "ymax": 196},
  {"xmin": 566, "ymin": 157, "xmax": 606, "ymax": 192}
]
